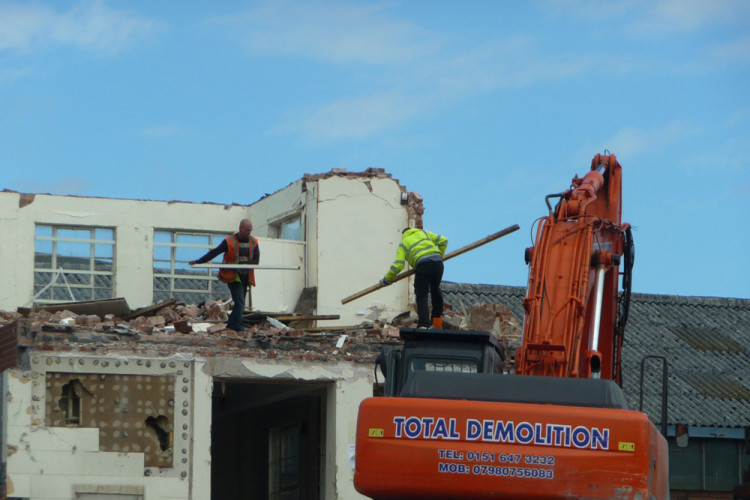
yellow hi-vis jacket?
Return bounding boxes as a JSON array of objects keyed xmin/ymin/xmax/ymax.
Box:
[{"xmin": 384, "ymin": 228, "xmax": 448, "ymax": 282}]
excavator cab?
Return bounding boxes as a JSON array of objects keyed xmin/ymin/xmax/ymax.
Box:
[{"xmin": 375, "ymin": 328, "xmax": 506, "ymax": 397}]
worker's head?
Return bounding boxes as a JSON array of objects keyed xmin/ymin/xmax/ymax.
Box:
[{"xmin": 239, "ymin": 219, "xmax": 253, "ymax": 239}]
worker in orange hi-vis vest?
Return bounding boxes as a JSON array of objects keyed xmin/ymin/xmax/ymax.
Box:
[{"xmin": 190, "ymin": 219, "xmax": 260, "ymax": 331}]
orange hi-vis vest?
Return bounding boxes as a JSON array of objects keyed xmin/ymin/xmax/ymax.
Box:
[{"xmin": 218, "ymin": 234, "xmax": 258, "ymax": 286}]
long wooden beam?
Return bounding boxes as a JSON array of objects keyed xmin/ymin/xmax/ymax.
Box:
[
  {"xmin": 340, "ymin": 224, "xmax": 520, "ymax": 304},
  {"xmin": 190, "ymin": 263, "xmax": 300, "ymax": 270}
]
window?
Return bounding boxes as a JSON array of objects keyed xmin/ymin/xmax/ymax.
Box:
[
  {"xmin": 60, "ymin": 380, "xmax": 82, "ymax": 425},
  {"xmin": 268, "ymin": 424, "xmax": 301, "ymax": 500},
  {"xmin": 271, "ymin": 215, "xmax": 303, "ymax": 241},
  {"xmin": 34, "ymin": 225, "xmax": 115, "ymax": 304},
  {"xmin": 153, "ymin": 230, "xmax": 230, "ymax": 304},
  {"xmin": 409, "ymin": 357, "xmax": 479, "ymax": 374}
]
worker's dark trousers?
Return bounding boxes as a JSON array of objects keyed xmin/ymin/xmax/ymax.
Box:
[
  {"xmin": 227, "ymin": 281, "xmax": 248, "ymax": 331},
  {"xmin": 414, "ymin": 260, "xmax": 444, "ymax": 328}
]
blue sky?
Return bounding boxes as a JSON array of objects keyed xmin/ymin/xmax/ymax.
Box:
[{"xmin": 2, "ymin": 0, "xmax": 749, "ymax": 299}]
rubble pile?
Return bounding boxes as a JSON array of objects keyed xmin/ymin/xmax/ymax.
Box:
[{"xmin": 0, "ymin": 298, "xmax": 522, "ymax": 366}]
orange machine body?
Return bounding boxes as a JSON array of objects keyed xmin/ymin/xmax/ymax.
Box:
[
  {"xmin": 354, "ymin": 154, "xmax": 669, "ymax": 499},
  {"xmin": 355, "ymin": 396, "xmax": 669, "ymax": 500}
]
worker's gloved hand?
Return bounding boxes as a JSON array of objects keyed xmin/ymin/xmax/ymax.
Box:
[
  {"xmin": 380, "ymin": 278, "xmax": 392, "ymax": 287},
  {"xmin": 189, "ymin": 260, "xmax": 197, "ymax": 266}
]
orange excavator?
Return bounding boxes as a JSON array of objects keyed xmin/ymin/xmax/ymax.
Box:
[{"xmin": 354, "ymin": 153, "xmax": 669, "ymax": 499}]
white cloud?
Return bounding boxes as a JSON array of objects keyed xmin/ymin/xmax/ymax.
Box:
[
  {"xmin": 227, "ymin": 1, "xmax": 439, "ymax": 65},
  {"xmin": 579, "ymin": 121, "xmax": 701, "ymax": 160},
  {"xmin": 277, "ymin": 91, "xmax": 419, "ymax": 140},
  {"xmin": 627, "ymin": 0, "xmax": 750, "ymax": 36},
  {"xmin": 0, "ymin": 65, "xmax": 31, "ymax": 84},
  {"xmin": 0, "ymin": 0, "xmax": 160, "ymax": 53},
  {"xmin": 708, "ymin": 35, "xmax": 750, "ymax": 66},
  {"xmin": 16, "ymin": 176, "xmax": 89, "ymax": 195}
]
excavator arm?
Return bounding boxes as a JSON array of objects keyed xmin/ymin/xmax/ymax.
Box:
[{"xmin": 518, "ymin": 153, "xmax": 633, "ymax": 382}]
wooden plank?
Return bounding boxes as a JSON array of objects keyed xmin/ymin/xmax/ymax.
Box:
[
  {"xmin": 190, "ymin": 263, "xmax": 300, "ymax": 270},
  {"xmin": 341, "ymin": 224, "xmax": 521, "ymax": 304},
  {"xmin": 297, "ymin": 325, "xmax": 368, "ymax": 332},
  {"xmin": 125, "ymin": 298, "xmax": 177, "ymax": 319},
  {"xmin": 32, "ymin": 297, "xmax": 131, "ymax": 319},
  {"xmin": 275, "ymin": 314, "xmax": 340, "ymax": 321}
]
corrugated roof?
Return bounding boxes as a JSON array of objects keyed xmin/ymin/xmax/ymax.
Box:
[{"xmin": 442, "ymin": 282, "xmax": 750, "ymax": 429}]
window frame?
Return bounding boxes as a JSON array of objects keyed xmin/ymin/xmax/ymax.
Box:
[
  {"xmin": 33, "ymin": 224, "xmax": 115, "ymax": 304},
  {"xmin": 152, "ymin": 229, "xmax": 230, "ymax": 304}
]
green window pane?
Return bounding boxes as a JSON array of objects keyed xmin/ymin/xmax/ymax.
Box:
[
  {"xmin": 176, "ymin": 233, "xmax": 209, "ymax": 246},
  {"xmin": 53, "ymin": 286, "xmax": 78, "ymax": 301},
  {"xmin": 57, "ymin": 241, "xmax": 90, "ymax": 258},
  {"xmin": 35, "ymin": 253, "xmax": 52, "ymax": 269},
  {"xmin": 58, "ymin": 228, "xmax": 91, "ymax": 240},
  {"xmin": 66, "ymin": 273, "xmax": 92, "ymax": 286},
  {"xmin": 94, "ymin": 288, "xmax": 113, "ymax": 300},
  {"xmin": 94, "ymin": 243, "xmax": 113, "ymax": 258},
  {"xmin": 59, "ymin": 256, "xmax": 91, "ymax": 271},
  {"xmin": 154, "ymin": 231, "xmax": 172, "ymax": 244},
  {"xmin": 94, "ymin": 258, "xmax": 113, "ymax": 272},
  {"xmin": 176, "ymin": 246, "xmax": 206, "ymax": 262},
  {"xmin": 34, "ymin": 286, "xmax": 52, "ymax": 300},
  {"xmin": 174, "ymin": 278, "xmax": 209, "ymax": 291},
  {"xmin": 94, "ymin": 228, "xmax": 113, "ymax": 241},
  {"xmin": 35, "ymin": 240, "xmax": 53, "ymax": 253},
  {"xmin": 94, "ymin": 275, "xmax": 112, "ymax": 288},
  {"xmin": 153, "ymin": 277, "xmax": 171, "ymax": 291},
  {"xmin": 153, "ymin": 246, "xmax": 172, "ymax": 261},
  {"xmin": 34, "ymin": 272, "xmax": 54, "ymax": 286},
  {"xmin": 153, "ymin": 261, "xmax": 171, "ymax": 274}
]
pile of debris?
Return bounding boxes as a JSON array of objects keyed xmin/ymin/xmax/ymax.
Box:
[{"xmin": 0, "ymin": 297, "xmax": 523, "ymax": 360}]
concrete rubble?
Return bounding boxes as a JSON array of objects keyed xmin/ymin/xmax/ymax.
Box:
[{"xmin": 0, "ymin": 299, "xmax": 522, "ymax": 369}]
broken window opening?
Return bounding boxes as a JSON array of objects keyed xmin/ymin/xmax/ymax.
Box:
[
  {"xmin": 145, "ymin": 415, "xmax": 172, "ymax": 452},
  {"xmin": 59, "ymin": 380, "xmax": 83, "ymax": 425}
]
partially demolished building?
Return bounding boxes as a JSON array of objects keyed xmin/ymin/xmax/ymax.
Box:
[{"xmin": 0, "ymin": 169, "xmax": 431, "ymax": 500}]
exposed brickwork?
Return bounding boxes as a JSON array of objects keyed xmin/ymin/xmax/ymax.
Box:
[
  {"xmin": 0, "ymin": 318, "xmax": 25, "ymax": 372},
  {"xmin": 0, "ymin": 299, "xmax": 517, "ymax": 366}
]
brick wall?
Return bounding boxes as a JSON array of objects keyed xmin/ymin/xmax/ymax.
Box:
[{"xmin": 0, "ymin": 319, "xmax": 23, "ymax": 372}]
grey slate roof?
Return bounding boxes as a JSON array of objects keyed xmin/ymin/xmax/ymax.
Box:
[{"xmin": 441, "ymin": 282, "xmax": 750, "ymax": 429}]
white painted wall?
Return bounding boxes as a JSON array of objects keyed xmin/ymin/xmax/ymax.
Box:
[
  {"xmin": 0, "ymin": 192, "xmax": 305, "ymax": 313},
  {"xmin": 315, "ymin": 176, "xmax": 411, "ymax": 326},
  {"xmin": 3, "ymin": 353, "xmax": 200, "ymax": 500},
  {"xmin": 1, "ymin": 172, "xmax": 415, "ymax": 324}
]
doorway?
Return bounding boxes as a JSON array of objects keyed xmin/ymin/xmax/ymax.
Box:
[{"xmin": 211, "ymin": 380, "xmax": 327, "ymax": 500}]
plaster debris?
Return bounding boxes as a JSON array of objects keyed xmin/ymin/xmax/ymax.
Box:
[{"xmin": 0, "ymin": 297, "xmax": 521, "ymax": 370}]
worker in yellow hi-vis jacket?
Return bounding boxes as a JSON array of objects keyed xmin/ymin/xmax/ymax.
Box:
[{"xmin": 381, "ymin": 227, "xmax": 448, "ymax": 329}]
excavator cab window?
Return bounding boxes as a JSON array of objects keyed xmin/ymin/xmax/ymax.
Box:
[{"xmin": 408, "ymin": 356, "xmax": 479, "ymax": 374}]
